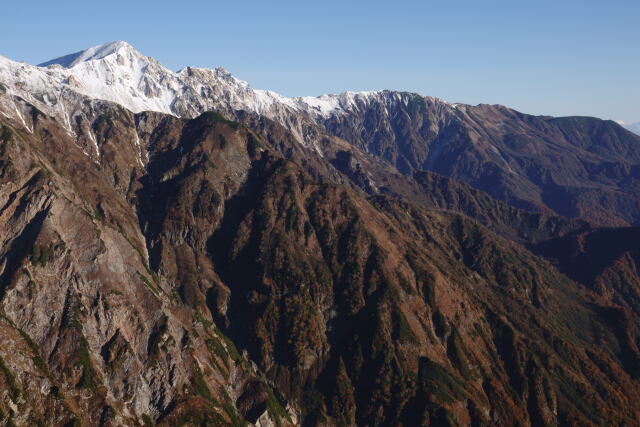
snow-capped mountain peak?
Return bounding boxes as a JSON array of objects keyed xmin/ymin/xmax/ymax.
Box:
[
  {"xmin": 38, "ymin": 41, "xmax": 139, "ymax": 68},
  {"xmin": 0, "ymin": 41, "xmax": 454, "ymax": 147}
]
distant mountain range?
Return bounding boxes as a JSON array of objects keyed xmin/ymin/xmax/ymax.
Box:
[{"xmin": 1, "ymin": 41, "xmax": 640, "ymax": 426}]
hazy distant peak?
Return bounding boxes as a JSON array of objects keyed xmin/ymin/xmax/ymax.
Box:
[{"xmin": 625, "ymin": 122, "xmax": 640, "ymax": 135}]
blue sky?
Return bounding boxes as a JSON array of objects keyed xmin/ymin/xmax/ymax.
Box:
[{"xmin": 2, "ymin": 0, "xmax": 639, "ymax": 123}]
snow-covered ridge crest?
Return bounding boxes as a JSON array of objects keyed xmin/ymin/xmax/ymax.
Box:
[
  {"xmin": 39, "ymin": 41, "xmax": 135, "ymax": 68},
  {"xmin": 1, "ymin": 41, "xmax": 389, "ymax": 120},
  {"xmin": 0, "ymin": 41, "xmax": 456, "ymax": 146}
]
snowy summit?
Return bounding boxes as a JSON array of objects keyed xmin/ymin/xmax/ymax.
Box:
[
  {"xmin": 38, "ymin": 41, "xmax": 134, "ymax": 68},
  {"xmin": 0, "ymin": 41, "xmax": 395, "ymax": 122},
  {"xmin": 0, "ymin": 41, "xmax": 462, "ymax": 145}
]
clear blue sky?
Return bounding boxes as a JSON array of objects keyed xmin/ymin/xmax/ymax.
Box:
[{"xmin": 2, "ymin": 0, "xmax": 639, "ymax": 123}]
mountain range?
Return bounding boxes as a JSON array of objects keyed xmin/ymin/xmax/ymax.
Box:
[{"xmin": 0, "ymin": 41, "xmax": 639, "ymax": 426}]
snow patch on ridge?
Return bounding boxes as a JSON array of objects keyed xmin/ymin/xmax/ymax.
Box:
[
  {"xmin": 7, "ymin": 41, "xmax": 389, "ymax": 121},
  {"xmin": 39, "ymin": 41, "xmax": 132, "ymax": 68},
  {"xmin": 0, "ymin": 41, "xmax": 456, "ymax": 143},
  {"xmin": 296, "ymin": 91, "xmax": 380, "ymax": 117}
]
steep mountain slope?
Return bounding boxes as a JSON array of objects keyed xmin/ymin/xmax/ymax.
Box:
[
  {"xmin": 534, "ymin": 226, "xmax": 640, "ymax": 317},
  {"xmin": 316, "ymin": 97, "xmax": 640, "ymax": 226},
  {"xmin": 410, "ymin": 171, "xmax": 592, "ymax": 244},
  {"xmin": 1, "ymin": 41, "xmax": 338, "ymax": 146},
  {"xmin": 1, "ymin": 42, "xmax": 640, "ymax": 426},
  {"xmin": 204, "ymin": 159, "xmax": 640, "ymax": 425},
  {"xmin": 3, "ymin": 41, "xmax": 640, "ymax": 227},
  {"xmin": 0, "ymin": 105, "xmax": 296, "ymax": 426},
  {"xmin": 4, "ymin": 93, "xmax": 640, "ymax": 425}
]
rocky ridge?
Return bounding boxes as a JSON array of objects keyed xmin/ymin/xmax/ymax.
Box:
[
  {"xmin": 1, "ymin": 42, "xmax": 640, "ymax": 426},
  {"xmin": 2, "ymin": 41, "xmax": 640, "ymax": 226}
]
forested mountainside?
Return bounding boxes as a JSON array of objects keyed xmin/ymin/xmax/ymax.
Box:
[{"xmin": 0, "ymin": 42, "xmax": 639, "ymax": 426}]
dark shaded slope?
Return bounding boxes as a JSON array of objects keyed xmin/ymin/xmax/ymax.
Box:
[
  {"xmin": 535, "ymin": 227, "xmax": 640, "ymax": 317},
  {"xmin": 411, "ymin": 170, "xmax": 592, "ymax": 244},
  {"xmin": 315, "ymin": 94, "xmax": 640, "ymax": 226},
  {"xmin": 0, "ymin": 104, "xmax": 293, "ymax": 426},
  {"xmin": 201, "ymin": 152, "xmax": 640, "ymax": 425},
  {"xmin": 2, "ymin": 93, "xmax": 640, "ymax": 426}
]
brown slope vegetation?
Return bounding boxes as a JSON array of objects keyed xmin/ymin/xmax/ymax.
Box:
[
  {"xmin": 410, "ymin": 170, "xmax": 592, "ymax": 245},
  {"xmin": 1, "ymin": 95, "xmax": 640, "ymax": 426},
  {"xmin": 200, "ymin": 152, "xmax": 640, "ymax": 425},
  {"xmin": 83, "ymin": 100, "xmax": 640, "ymax": 425},
  {"xmin": 317, "ymin": 94, "xmax": 640, "ymax": 226},
  {"xmin": 534, "ymin": 227, "xmax": 640, "ymax": 316},
  {"xmin": 234, "ymin": 109, "xmax": 593, "ymax": 247},
  {"xmin": 0, "ymin": 104, "xmax": 294, "ymax": 426},
  {"xmin": 532, "ymin": 227, "xmax": 640, "ymax": 388}
]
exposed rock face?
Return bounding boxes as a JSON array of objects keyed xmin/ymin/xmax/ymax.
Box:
[
  {"xmin": 3, "ymin": 42, "xmax": 640, "ymax": 226},
  {"xmin": 0, "ymin": 107, "xmax": 293, "ymax": 426},
  {"xmin": 1, "ymin": 43, "xmax": 640, "ymax": 426},
  {"xmin": 0, "ymin": 96, "xmax": 639, "ymax": 426},
  {"xmin": 315, "ymin": 96, "xmax": 640, "ymax": 226}
]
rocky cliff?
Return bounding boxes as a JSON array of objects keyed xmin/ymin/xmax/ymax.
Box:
[{"xmin": 1, "ymin": 43, "xmax": 640, "ymax": 426}]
